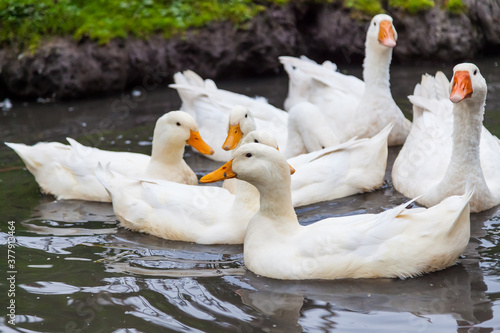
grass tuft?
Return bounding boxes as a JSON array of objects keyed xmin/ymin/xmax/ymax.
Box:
[{"xmin": 0, "ymin": 0, "xmax": 466, "ymax": 51}]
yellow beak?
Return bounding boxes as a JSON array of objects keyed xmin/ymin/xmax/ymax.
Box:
[
  {"xmin": 187, "ymin": 130, "xmax": 214, "ymax": 155},
  {"xmin": 200, "ymin": 159, "xmax": 237, "ymax": 183},
  {"xmin": 222, "ymin": 124, "xmax": 243, "ymax": 151}
]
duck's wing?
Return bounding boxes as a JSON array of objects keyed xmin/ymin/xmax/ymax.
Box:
[
  {"xmin": 290, "ymin": 125, "xmax": 390, "ymax": 207},
  {"xmin": 296, "ymin": 199, "xmax": 417, "ymax": 270},
  {"xmin": 280, "ymin": 56, "xmax": 365, "ymax": 110},
  {"xmin": 96, "ymin": 165, "xmax": 237, "ymax": 242},
  {"xmin": 295, "ymin": 191, "xmax": 471, "ymax": 279}
]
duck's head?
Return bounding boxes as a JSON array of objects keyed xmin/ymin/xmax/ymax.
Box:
[
  {"xmin": 222, "ymin": 106, "xmax": 257, "ymax": 151},
  {"xmin": 201, "ymin": 143, "xmax": 294, "ymax": 186},
  {"xmin": 241, "ymin": 130, "xmax": 279, "ymax": 150},
  {"xmin": 450, "ymin": 63, "xmax": 487, "ymax": 105},
  {"xmin": 156, "ymin": 111, "xmax": 214, "ymax": 155},
  {"xmin": 367, "ymin": 14, "xmax": 397, "ymax": 49}
]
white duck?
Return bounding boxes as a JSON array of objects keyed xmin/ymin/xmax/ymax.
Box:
[
  {"xmin": 392, "ymin": 63, "xmax": 500, "ymax": 213},
  {"xmin": 280, "ymin": 14, "xmax": 411, "ymax": 146},
  {"xmin": 201, "ymin": 143, "xmax": 472, "ymax": 280},
  {"xmin": 222, "ymin": 106, "xmax": 390, "ymax": 206},
  {"xmin": 5, "ymin": 111, "xmax": 214, "ymax": 202},
  {"xmin": 170, "ymin": 70, "xmax": 288, "ymax": 161},
  {"xmin": 94, "ymin": 134, "xmax": 292, "ymax": 245}
]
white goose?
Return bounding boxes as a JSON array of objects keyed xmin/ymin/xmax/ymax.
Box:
[
  {"xmin": 222, "ymin": 106, "xmax": 390, "ymax": 207},
  {"xmin": 392, "ymin": 63, "xmax": 500, "ymax": 213},
  {"xmin": 201, "ymin": 143, "xmax": 472, "ymax": 280},
  {"xmin": 5, "ymin": 111, "xmax": 214, "ymax": 202},
  {"xmin": 95, "ymin": 133, "xmax": 280, "ymax": 244},
  {"xmin": 280, "ymin": 14, "xmax": 411, "ymax": 146}
]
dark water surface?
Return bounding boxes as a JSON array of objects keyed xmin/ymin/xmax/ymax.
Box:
[{"xmin": 1, "ymin": 58, "xmax": 500, "ymax": 332}]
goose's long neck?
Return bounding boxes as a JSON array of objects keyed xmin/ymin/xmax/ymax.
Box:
[
  {"xmin": 363, "ymin": 40, "xmax": 392, "ymax": 93},
  {"xmin": 447, "ymin": 101, "xmax": 484, "ymax": 177}
]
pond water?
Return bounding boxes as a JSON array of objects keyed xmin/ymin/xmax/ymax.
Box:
[{"xmin": 1, "ymin": 58, "xmax": 500, "ymax": 332}]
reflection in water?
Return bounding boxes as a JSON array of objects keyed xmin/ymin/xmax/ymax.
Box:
[
  {"xmin": 101, "ymin": 229, "xmax": 245, "ymax": 278},
  {"xmin": 230, "ymin": 263, "xmax": 490, "ymax": 332},
  {"xmin": 1, "ymin": 59, "xmax": 500, "ymax": 332},
  {"xmin": 28, "ymin": 198, "xmax": 116, "ymax": 223},
  {"xmin": 237, "ymin": 289, "xmax": 304, "ymax": 332},
  {"xmin": 16, "ymin": 199, "xmax": 495, "ymax": 332}
]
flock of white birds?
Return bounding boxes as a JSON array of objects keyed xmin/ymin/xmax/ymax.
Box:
[{"xmin": 6, "ymin": 14, "xmax": 500, "ymax": 280}]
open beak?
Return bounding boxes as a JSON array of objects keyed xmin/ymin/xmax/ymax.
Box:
[
  {"xmin": 200, "ymin": 159, "xmax": 236, "ymax": 183},
  {"xmin": 378, "ymin": 20, "xmax": 396, "ymax": 48},
  {"xmin": 222, "ymin": 124, "xmax": 243, "ymax": 151},
  {"xmin": 450, "ymin": 71, "xmax": 473, "ymax": 103},
  {"xmin": 187, "ymin": 130, "xmax": 214, "ymax": 155}
]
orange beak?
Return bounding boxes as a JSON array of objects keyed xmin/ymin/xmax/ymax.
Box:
[
  {"xmin": 200, "ymin": 159, "xmax": 236, "ymax": 183},
  {"xmin": 378, "ymin": 20, "xmax": 396, "ymax": 48},
  {"xmin": 450, "ymin": 71, "xmax": 473, "ymax": 103},
  {"xmin": 222, "ymin": 124, "xmax": 243, "ymax": 151},
  {"xmin": 289, "ymin": 164, "xmax": 296, "ymax": 175},
  {"xmin": 187, "ymin": 130, "xmax": 214, "ymax": 155}
]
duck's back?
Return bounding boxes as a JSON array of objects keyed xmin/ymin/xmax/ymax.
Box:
[
  {"xmin": 6, "ymin": 140, "xmax": 150, "ymax": 201},
  {"xmin": 250, "ymin": 193, "xmax": 470, "ymax": 280}
]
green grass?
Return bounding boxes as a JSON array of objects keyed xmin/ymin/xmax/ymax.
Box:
[
  {"xmin": 444, "ymin": 0, "xmax": 466, "ymax": 14},
  {"xmin": 0, "ymin": 0, "xmax": 269, "ymax": 50},
  {"xmin": 345, "ymin": 0, "xmax": 464, "ymax": 15},
  {"xmin": 389, "ymin": 0, "xmax": 434, "ymax": 14},
  {"xmin": 0, "ymin": 0, "xmax": 466, "ymax": 51}
]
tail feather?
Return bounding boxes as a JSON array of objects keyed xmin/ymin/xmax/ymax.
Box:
[
  {"xmin": 408, "ymin": 71, "xmax": 452, "ymax": 122},
  {"xmin": 5, "ymin": 142, "xmax": 40, "ymax": 170},
  {"xmin": 174, "ymin": 70, "xmax": 204, "ymax": 87},
  {"xmin": 446, "ymin": 190, "xmax": 473, "ymax": 237},
  {"xmin": 434, "ymin": 71, "xmax": 450, "ymax": 100}
]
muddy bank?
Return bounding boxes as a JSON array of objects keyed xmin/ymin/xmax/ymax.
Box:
[{"xmin": 0, "ymin": 1, "xmax": 498, "ymax": 100}]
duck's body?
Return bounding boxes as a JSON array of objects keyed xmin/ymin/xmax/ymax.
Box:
[
  {"xmin": 5, "ymin": 111, "xmax": 214, "ymax": 202},
  {"xmin": 285, "ymin": 102, "xmax": 340, "ymax": 158},
  {"xmin": 201, "ymin": 144, "xmax": 472, "ymax": 280},
  {"xmin": 96, "ymin": 166, "xmax": 257, "ymax": 244},
  {"xmin": 222, "ymin": 107, "xmax": 390, "ymax": 207},
  {"xmin": 280, "ymin": 14, "xmax": 411, "ymax": 146},
  {"xmin": 289, "ymin": 123, "xmax": 390, "ymax": 207},
  {"xmin": 392, "ymin": 64, "xmax": 500, "ymax": 213}
]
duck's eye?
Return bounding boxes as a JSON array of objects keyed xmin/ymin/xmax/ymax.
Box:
[
  {"xmin": 176, "ymin": 122, "xmax": 181, "ymax": 126},
  {"xmin": 245, "ymin": 114, "xmax": 248, "ymax": 118},
  {"xmin": 373, "ymin": 22, "xmax": 376, "ymax": 26},
  {"xmin": 254, "ymin": 139, "xmax": 259, "ymax": 143},
  {"xmin": 245, "ymin": 153, "xmax": 252, "ymax": 158},
  {"xmin": 473, "ymin": 69, "xmax": 478, "ymax": 75}
]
